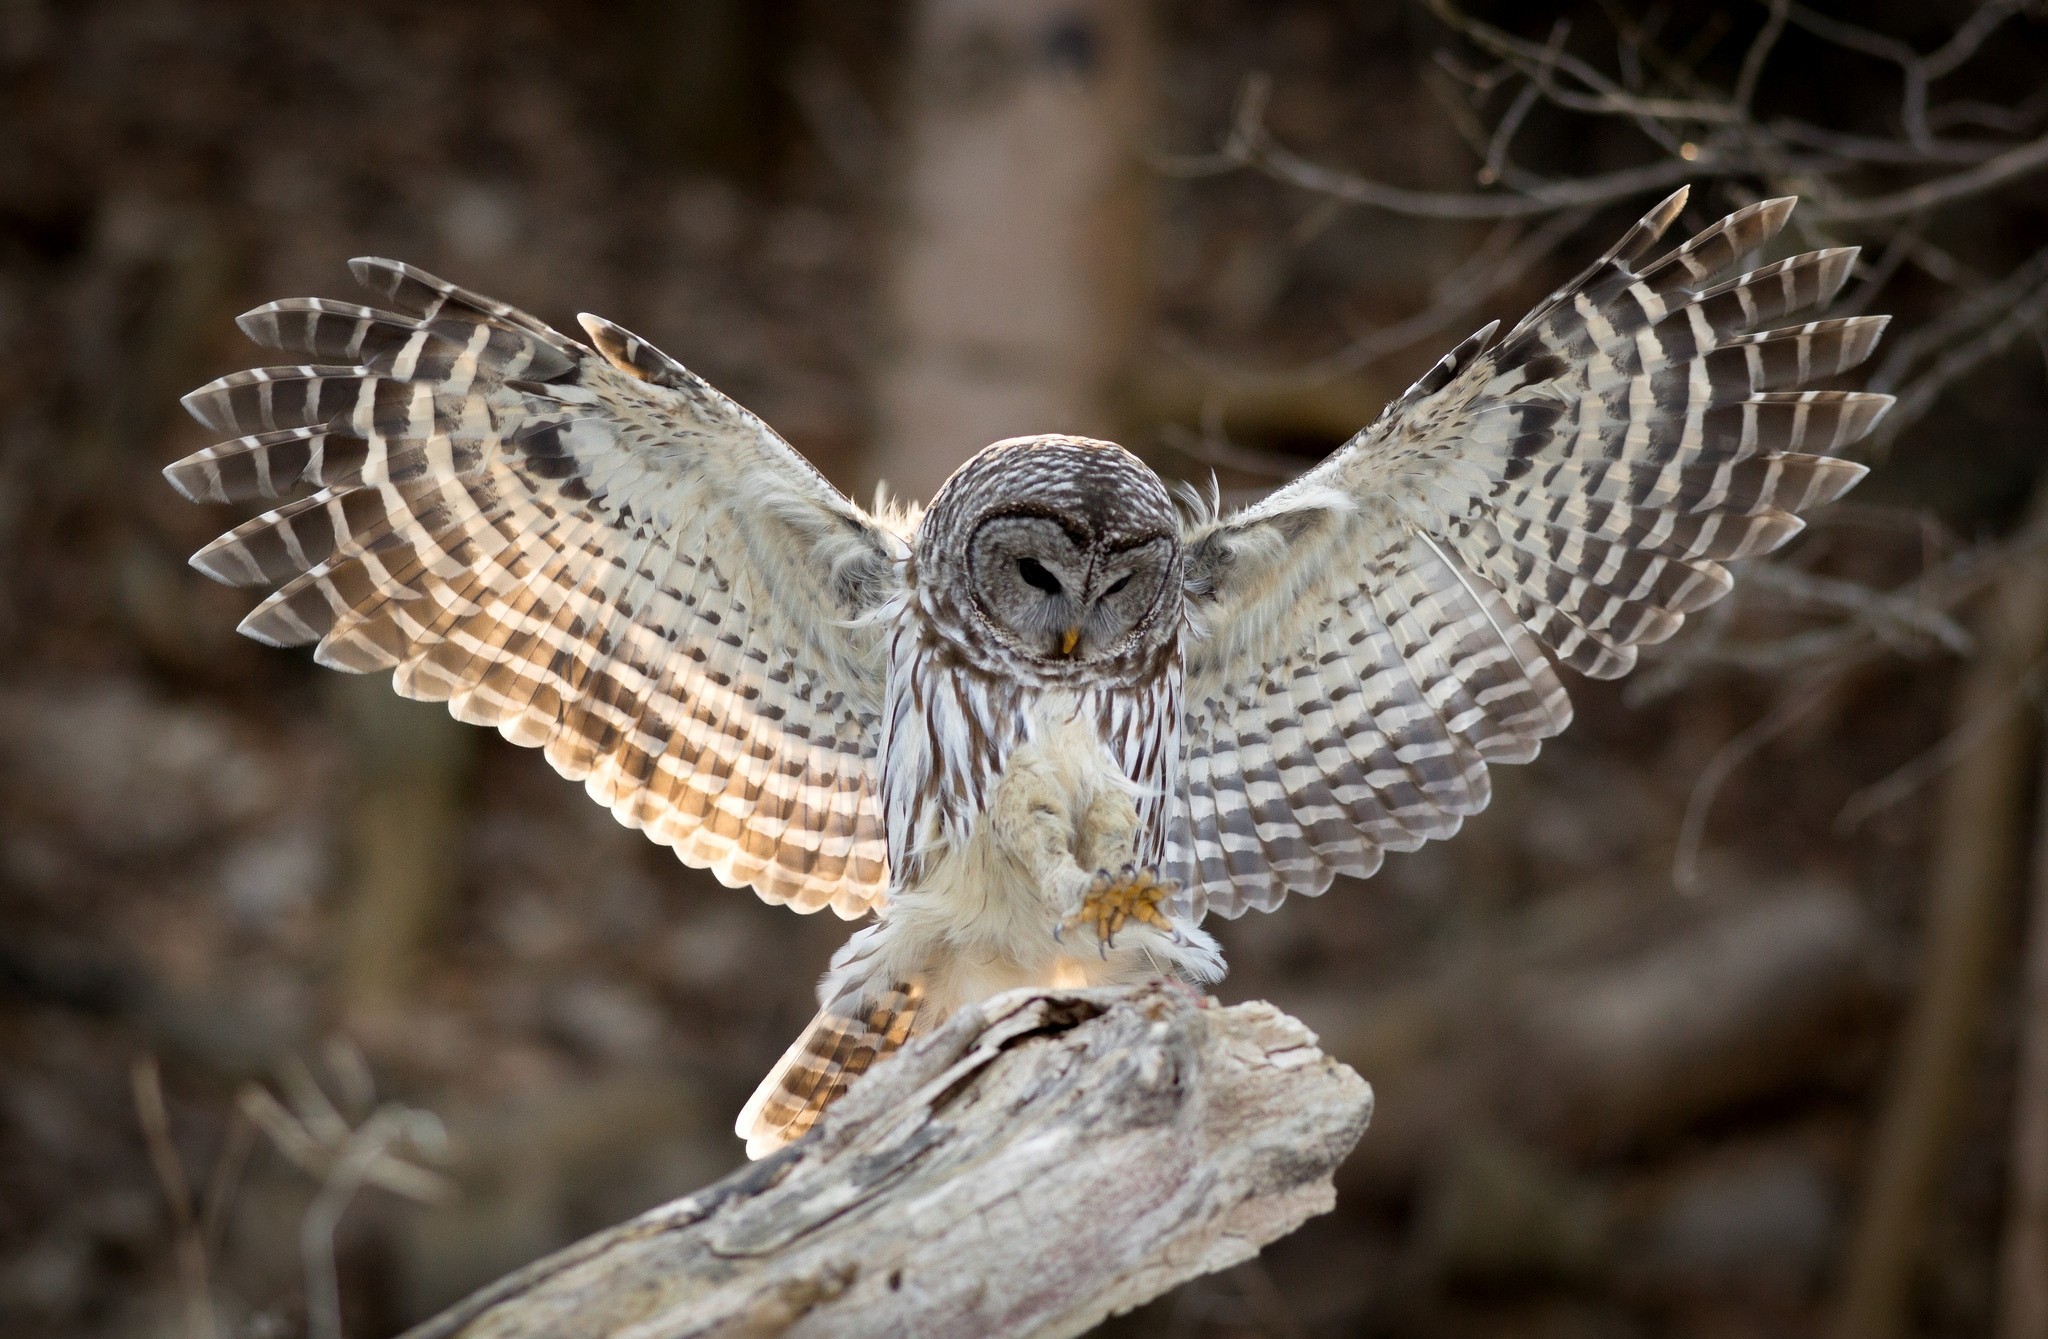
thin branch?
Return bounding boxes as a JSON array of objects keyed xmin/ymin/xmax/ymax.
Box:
[
  {"xmin": 1840, "ymin": 223, "xmax": 1922, "ymax": 316},
  {"xmin": 1874, "ymin": 245, "xmax": 2048, "ymax": 386},
  {"xmin": 1765, "ymin": 118, "xmax": 2020, "ymax": 166},
  {"xmin": 302, "ymin": 1108, "xmax": 451, "ymax": 1339},
  {"xmin": 1740, "ymin": 563, "xmax": 1975, "ymax": 656},
  {"xmin": 1482, "ymin": 68, "xmax": 1547, "ymax": 185},
  {"xmin": 1921, "ymin": 0, "xmax": 2030, "ymax": 81},
  {"xmin": 1876, "ymin": 272, "xmax": 2048, "ymax": 448},
  {"xmin": 198, "ymin": 1109, "xmax": 256, "ymax": 1267},
  {"xmin": 1167, "ymin": 205, "xmax": 1593, "ymax": 393},
  {"xmin": 1733, "ymin": 0, "xmax": 1790, "ymax": 114},
  {"xmin": 1818, "ymin": 132, "xmax": 2048, "ymax": 222},
  {"xmin": 1193, "ymin": 4, "xmax": 2048, "ymax": 238},
  {"xmin": 1224, "ymin": 75, "xmax": 1706, "ymax": 219},
  {"xmin": 1928, "ymin": 82, "xmax": 2048, "ymax": 136},
  {"xmin": 1836, "ymin": 654, "xmax": 2048, "ymax": 832},
  {"xmin": 1642, "ymin": 508, "xmax": 2045, "ymax": 696},
  {"xmin": 133, "ymin": 1058, "xmax": 220, "ymax": 1339},
  {"xmin": 231, "ymin": 1050, "xmax": 456, "ymax": 1339},
  {"xmin": 1672, "ymin": 665, "xmax": 1869, "ymax": 892},
  {"xmin": 1779, "ymin": 1, "xmax": 2029, "ymax": 151},
  {"xmin": 1438, "ymin": 0, "xmax": 1730, "ymax": 152}
]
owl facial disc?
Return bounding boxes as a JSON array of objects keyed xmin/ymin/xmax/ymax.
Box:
[{"xmin": 914, "ymin": 435, "xmax": 1184, "ymax": 679}]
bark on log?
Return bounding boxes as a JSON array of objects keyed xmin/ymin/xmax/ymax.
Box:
[{"xmin": 399, "ymin": 984, "xmax": 1371, "ymax": 1339}]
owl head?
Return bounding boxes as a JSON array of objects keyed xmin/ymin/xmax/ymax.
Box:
[{"xmin": 914, "ymin": 436, "xmax": 1182, "ymax": 678}]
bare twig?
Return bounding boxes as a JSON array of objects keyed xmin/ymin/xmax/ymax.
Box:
[
  {"xmin": 1671, "ymin": 666, "xmax": 1867, "ymax": 893},
  {"xmin": 1442, "ymin": 4, "xmax": 1719, "ymax": 153},
  {"xmin": 1821, "ymin": 133, "xmax": 2048, "ymax": 223},
  {"xmin": 1779, "ymin": 0, "xmax": 2031, "ymax": 152},
  {"xmin": 301, "ymin": 1107, "xmax": 453, "ymax": 1339},
  {"xmin": 1874, "ymin": 268, "xmax": 2048, "ymax": 448},
  {"xmin": 1733, "ymin": 0, "xmax": 1790, "ymax": 116},
  {"xmin": 1182, "ymin": 4, "xmax": 2048, "ymax": 241},
  {"xmin": 133, "ymin": 1058, "xmax": 220, "ymax": 1339},
  {"xmin": 198, "ymin": 1109, "xmax": 256, "ymax": 1270},
  {"xmin": 238, "ymin": 1048, "xmax": 455, "ymax": 1339},
  {"xmin": 1836, "ymin": 656, "xmax": 2048, "ymax": 832},
  {"xmin": 1164, "ymin": 204, "xmax": 1592, "ymax": 395},
  {"xmin": 1234, "ymin": 112, "xmax": 1708, "ymax": 219},
  {"xmin": 1739, "ymin": 563, "xmax": 1974, "ymax": 657},
  {"xmin": 1635, "ymin": 508, "xmax": 2041, "ymax": 719}
]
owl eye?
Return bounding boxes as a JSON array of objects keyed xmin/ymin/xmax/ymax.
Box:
[
  {"xmin": 1017, "ymin": 558, "xmax": 1063, "ymax": 594},
  {"xmin": 1102, "ymin": 574, "xmax": 1131, "ymax": 596}
]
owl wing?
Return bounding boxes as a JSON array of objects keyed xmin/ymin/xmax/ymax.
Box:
[
  {"xmin": 1170, "ymin": 189, "xmax": 1892, "ymax": 919},
  {"xmin": 170, "ymin": 260, "xmax": 904, "ymax": 918}
]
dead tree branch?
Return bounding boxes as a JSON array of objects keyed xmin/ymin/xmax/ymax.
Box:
[
  {"xmin": 1148, "ymin": 5, "xmax": 2048, "ymax": 888},
  {"xmin": 1195, "ymin": 0, "xmax": 2048, "ymax": 226},
  {"xmin": 1999, "ymin": 735, "xmax": 2048, "ymax": 1339},
  {"xmin": 1835, "ymin": 476, "xmax": 2048, "ymax": 1339},
  {"xmin": 1158, "ymin": 0, "xmax": 2048, "ymax": 415},
  {"xmin": 399, "ymin": 985, "xmax": 1371, "ymax": 1339}
]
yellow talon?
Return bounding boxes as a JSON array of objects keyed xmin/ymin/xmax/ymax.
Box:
[{"xmin": 1062, "ymin": 865, "xmax": 1179, "ymax": 950}]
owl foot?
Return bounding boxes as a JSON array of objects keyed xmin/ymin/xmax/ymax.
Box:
[{"xmin": 1058, "ymin": 865, "xmax": 1179, "ymax": 953}]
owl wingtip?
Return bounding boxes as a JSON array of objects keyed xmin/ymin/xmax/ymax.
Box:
[{"xmin": 161, "ymin": 457, "xmax": 207, "ymax": 503}]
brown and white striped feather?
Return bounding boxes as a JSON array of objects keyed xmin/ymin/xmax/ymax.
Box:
[
  {"xmin": 737, "ymin": 979, "xmax": 924, "ymax": 1159},
  {"xmin": 171, "ymin": 261, "xmax": 906, "ymax": 917},
  {"xmin": 1174, "ymin": 188, "xmax": 1892, "ymax": 918}
]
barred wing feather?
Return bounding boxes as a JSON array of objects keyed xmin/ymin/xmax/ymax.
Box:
[
  {"xmin": 170, "ymin": 260, "xmax": 902, "ymax": 918},
  {"xmin": 1173, "ymin": 189, "xmax": 1891, "ymax": 919}
]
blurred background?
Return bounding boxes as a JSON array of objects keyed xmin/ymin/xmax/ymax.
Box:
[{"xmin": 3, "ymin": 2, "xmax": 2047, "ymax": 1336}]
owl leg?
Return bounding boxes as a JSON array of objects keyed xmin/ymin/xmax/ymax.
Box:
[
  {"xmin": 1074, "ymin": 785, "xmax": 1138, "ymax": 872},
  {"xmin": 985, "ymin": 765, "xmax": 1179, "ymax": 953},
  {"xmin": 985, "ymin": 755, "xmax": 1095, "ymax": 907}
]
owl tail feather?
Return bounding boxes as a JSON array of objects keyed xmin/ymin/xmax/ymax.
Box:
[{"xmin": 736, "ymin": 981, "xmax": 924, "ymax": 1159}]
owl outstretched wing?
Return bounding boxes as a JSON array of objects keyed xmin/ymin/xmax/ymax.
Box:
[
  {"xmin": 1170, "ymin": 189, "xmax": 1891, "ymax": 918},
  {"xmin": 170, "ymin": 261, "xmax": 904, "ymax": 918}
]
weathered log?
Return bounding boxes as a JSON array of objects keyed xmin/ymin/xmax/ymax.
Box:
[{"xmin": 399, "ymin": 984, "xmax": 1371, "ymax": 1339}]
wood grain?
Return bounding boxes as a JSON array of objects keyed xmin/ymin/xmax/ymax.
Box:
[{"xmin": 401, "ymin": 984, "xmax": 1371, "ymax": 1339}]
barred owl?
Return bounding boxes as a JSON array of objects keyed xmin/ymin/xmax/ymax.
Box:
[{"xmin": 170, "ymin": 189, "xmax": 1890, "ymax": 1155}]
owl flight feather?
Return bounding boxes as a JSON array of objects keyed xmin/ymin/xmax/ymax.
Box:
[{"xmin": 170, "ymin": 188, "xmax": 1890, "ymax": 1153}]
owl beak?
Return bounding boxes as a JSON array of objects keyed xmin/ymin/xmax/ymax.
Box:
[{"xmin": 1058, "ymin": 627, "xmax": 1082, "ymax": 657}]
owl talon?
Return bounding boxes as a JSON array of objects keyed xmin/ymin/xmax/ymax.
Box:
[{"xmin": 1061, "ymin": 865, "xmax": 1179, "ymax": 950}]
